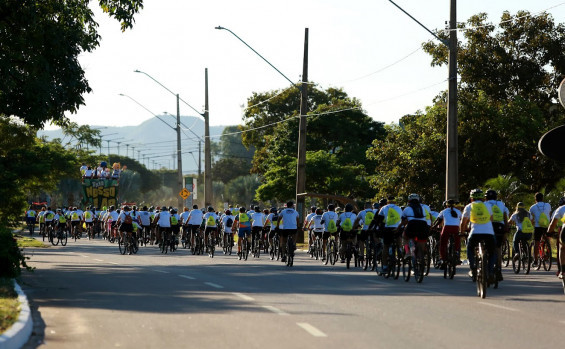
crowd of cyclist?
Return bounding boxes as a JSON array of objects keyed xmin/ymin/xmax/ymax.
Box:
[{"xmin": 24, "ymin": 188, "xmax": 565, "ymax": 283}]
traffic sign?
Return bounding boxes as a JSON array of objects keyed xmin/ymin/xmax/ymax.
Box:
[{"xmin": 179, "ymin": 188, "xmax": 190, "ymax": 200}]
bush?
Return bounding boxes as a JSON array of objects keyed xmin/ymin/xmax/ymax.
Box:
[{"xmin": 0, "ymin": 226, "xmax": 32, "ymax": 278}]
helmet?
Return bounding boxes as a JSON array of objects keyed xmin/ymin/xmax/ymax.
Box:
[
  {"xmin": 270, "ymin": 207, "xmax": 277, "ymax": 213},
  {"xmin": 344, "ymin": 203, "xmax": 353, "ymax": 212},
  {"xmin": 373, "ymin": 202, "xmax": 380, "ymax": 209},
  {"xmin": 208, "ymin": 206, "xmax": 214, "ymax": 212},
  {"xmin": 558, "ymin": 197, "xmax": 565, "ymax": 206},
  {"xmin": 516, "ymin": 202, "xmax": 525, "ymax": 209},
  {"xmin": 485, "ymin": 189, "xmax": 497, "ymax": 200},
  {"xmin": 470, "ymin": 189, "xmax": 484, "ymax": 199},
  {"xmin": 408, "ymin": 193, "xmax": 420, "ymax": 202}
]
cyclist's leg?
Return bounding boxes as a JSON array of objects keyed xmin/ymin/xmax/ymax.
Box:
[
  {"xmin": 534, "ymin": 227, "xmax": 544, "ymax": 259},
  {"xmin": 439, "ymin": 226, "xmax": 449, "ymax": 262},
  {"xmin": 484, "ymin": 234, "xmax": 497, "ymax": 274},
  {"xmin": 559, "ymin": 228, "xmax": 565, "ymax": 277},
  {"xmin": 381, "ymin": 228, "xmax": 394, "ymax": 267},
  {"xmin": 358, "ymin": 230, "xmax": 367, "ymax": 260},
  {"xmin": 467, "ymin": 234, "xmax": 478, "ymax": 272}
]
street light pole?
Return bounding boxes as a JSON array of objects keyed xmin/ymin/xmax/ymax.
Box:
[
  {"xmin": 176, "ymin": 93, "xmax": 183, "ymax": 208},
  {"xmin": 446, "ymin": 0, "xmax": 458, "ymax": 201},
  {"xmin": 204, "ymin": 68, "xmax": 212, "ymax": 206}
]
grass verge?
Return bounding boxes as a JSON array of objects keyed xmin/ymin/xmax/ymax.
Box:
[
  {"xmin": 13, "ymin": 234, "xmax": 48, "ymax": 248},
  {"xmin": 0, "ymin": 278, "xmax": 19, "ymax": 334}
]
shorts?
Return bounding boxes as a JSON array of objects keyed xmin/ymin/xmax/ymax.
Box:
[
  {"xmin": 382, "ymin": 227, "xmax": 399, "ymax": 245},
  {"xmin": 312, "ymin": 230, "xmax": 323, "ymax": 239},
  {"xmin": 189, "ymin": 224, "xmax": 200, "ymax": 235},
  {"xmin": 26, "ymin": 217, "xmax": 36, "ymax": 224},
  {"xmin": 142, "ymin": 225, "xmax": 150, "ymax": 233},
  {"xmin": 251, "ymin": 226, "xmax": 262, "ymax": 237},
  {"xmin": 120, "ymin": 223, "xmax": 133, "ymax": 233},
  {"xmin": 339, "ymin": 230, "xmax": 355, "ymax": 241},
  {"xmin": 238, "ymin": 227, "xmax": 251, "ymax": 239},
  {"xmin": 492, "ymin": 222, "xmax": 505, "ymax": 248},
  {"xmin": 534, "ymin": 227, "xmax": 546, "ymax": 242},
  {"xmin": 71, "ymin": 221, "xmax": 80, "ymax": 227},
  {"xmin": 280, "ymin": 229, "xmax": 297, "ymax": 238},
  {"xmin": 322, "ymin": 231, "xmax": 331, "ymax": 240},
  {"xmin": 404, "ymin": 220, "xmax": 429, "ymax": 240},
  {"xmin": 357, "ymin": 230, "xmax": 368, "ymax": 242},
  {"xmin": 85, "ymin": 221, "xmax": 93, "ymax": 226},
  {"xmin": 560, "ymin": 227, "xmax": 565, "ymax": 244},
  {"xmin": 205, "ymin": 226, "xmax": 217, "ymax": 235}
]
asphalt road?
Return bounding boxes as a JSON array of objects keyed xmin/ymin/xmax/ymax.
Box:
[{"xmin": 18, "ymin": 236, "xmax": 565, "ymax": 349}]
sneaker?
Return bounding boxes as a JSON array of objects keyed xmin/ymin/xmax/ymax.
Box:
[
  {"xmin": 382, "ymin": 265, "xmax": 389, "ymax": 273},
  {"xmin": 468, "ymin": 269, "xmax": 476, "ymax": 279},
  {"xmin": 439, "ymin": 261, "xmax": 446, "ymax": 270},
  {"xmin": 558, "ymin": 272, "xmax": 563, "ymax": 280},
  {"xmin": 281, "ymin": 256, "xmax": 287, "ymax": 262}
]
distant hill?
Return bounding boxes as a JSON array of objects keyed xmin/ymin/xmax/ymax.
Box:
[{"xmin": 38, "ymin": 116, "xmax": 231, "ymax": 174}]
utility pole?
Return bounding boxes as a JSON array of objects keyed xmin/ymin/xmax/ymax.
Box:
[
  {"xmin": 137, "ymin": 150, "xmax": 141, "ymax": 162},
  {"xmin": 176, "ymin": 94, "xmax": 183, "ymax": 208},
  {"xmin": 295, "ymin": 28, "xmax": 309, "ymax": 242},
  {"xmin": 446, "ymin": 0, "xmax": 458, "ymax": 201},
  {"xmin": 204, "ymin": 68, "xmax": 212, "ymax": 206},
  {"xmin": 198, "ymin": 141, "xmax": 202, "ymax": 177}
]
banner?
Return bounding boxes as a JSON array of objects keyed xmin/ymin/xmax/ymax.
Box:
[{"xmin": 82, "ymin": 179, "xmax": 118, "ymax": 208}]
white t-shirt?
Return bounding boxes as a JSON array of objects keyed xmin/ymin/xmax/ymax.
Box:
[
  {"xmin": 379, "ymin": 204, "xmax": 403, "ymax": 228},
  {"xmin": 156, "ymin": 211, "xmax": 171, "ymax": 228},
  {"xmin": 70, "ymin": 210, "xmax": 81, "ymax": 222},
  {"xmin": 339, "ymin": 212, "xmax": 357, "ymax": 229},
  {"xmin": 266, "ymin": 213, "xmax": 278, "ymax": 230},
  {"xmin": 485, "ymin": 200, "xmax": 509, "ymax": 223},
  {"xmin": 308, "ymin": 214, "xmax": 324, "ymax": 232},
  {"xmin": 357, "ymin": 209, "xmax": 375, "ymax": 230},
  {"xmin": 250, "ymin": 212, "xmax": 264, "ymax": 227},
  {"xmin": 321, "ymin": 211, "xmax": 338, "ymax": 232},
  {"xmin": 106, "ymin": 211, "xmax": 119, "ymax": 222},
  {"xmin": 187, "ymin": 209, "xmax": 203, "ymax": 225},
  {"xmin": 438, "ymin": 208, "xmax": 462, "ymax": 226},
  {"xmin": 83, "ymin": 210, "xmax": 94, "ymax": 222},
  {"xmin": 402, "ymin": 205, "xmax": 427, "ymax": 222},
  {"xmin": 462, "ymin": 202, "xmax": 494, "ymax": 236},
  {"xmin": 221, "ymin": 215, "xmax": 235, "ymax": 233},
  {"xmin": 421, "ymin": 204, "xmax": 432, "ymax": 225},
  {"xmin": 305, "ymin": 212, "xmax": 316, "ymax": 226},
  {"xmin": 529, "ymin": 202, "xmax": 551, "ymax": 228},
  {"xmin": 180, "ymin": 211, "xmax": 190, "ymax": 224},
  {"xmin": 44, "ymin": 211, "xmax": 55, "ymax": 222},
  {"xmin": 139, "ymin": 211, "xmax": 151, "ymax": 226},
  {"xmin": 279, "ymin": 208, "xmax": 299, "ymax": 229},
  {"xmin": 551, "ymin": 205, "xmax": 565, "ymax": 224},
  {"xmin": 203, "ymin": 212, "xmax": 218, "ymax": 227},
  {"xmin": 509, "ymin": 212, "xmax": 532, "ymax": 232}
]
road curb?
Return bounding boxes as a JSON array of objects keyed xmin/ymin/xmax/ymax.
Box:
[{"xmin": 0, "ymin": 280, "xmax": 33, "ymax": 349}]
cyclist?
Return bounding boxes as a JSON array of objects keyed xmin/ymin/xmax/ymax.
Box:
[
  {"xmin": 307, "ymin": 208, "xmax": 324, "ymax": 258},
  {"xmin": 277, "ymin": 201, "xmax": 300, "ymax": 263},
  {"xmin": 53, "ymin": 209, "xmax": 67, "ymax": 236},
  {"xmin": 485, "ymin": 189, "xmax": 509, "ymax": 280},
  {"xmin": 104, "ymin": 205, "xmax": 119, "ymax": 240},
  {"xmin": 180, "ymin": 207, "xmax": 191, "ymax": 246},
  {"xmin": 354, "ymin": 202, "xmax": 376, "ymax": 263},
  {"xmin": 25, "ymin": 205, "xmax": 37, "ymax": 235},
  {"xmin": 337, "ymin": 203, "xmax": 357, "ymax": 263},
  {"xmin": 37, "ymin": 206, "xmax": 46, "ymax": 237},
  {"xmin": 187, "ymin": 204, "xmax": 204, "ymax": 249},
  {"xmin": 435, "ymin": 199, "xmax": 462, "ymax": 270},
  {"xmin": 117, "ymin": 205, "xmax": 135, "ymax": 244},
  {"xmin": 221, "ymin": 209, "xmax": 235, "ymax": 250},
  {"xmin": 44, "ymin": 207, "xmax": 55, "ymax": 235},
  {"xmin": 508, "ymin": 202, "xmax": 534, "ymax": 259},
  {"xmin": 265, "ymin": 207, "xmax": 279, "ymax": 256},
  {"xmin": 321, "ymin": 204, "xmax": 339, "ymax": 260},
  {"xmin": 547, "ymin": 197, "xmax": 565, "ymax": 279},
  {"xmin": 203, "ymin": 206, "xmax": 218, "ymax": 251},
  {"xmin": 460, "ymin": 189, "xmax": 496, "ymax": 283},
  {"xmin": 529, "ymin": 193, "xmax": 552, "ymax": 267},
  {"xmin": 234, "ymin": 207, "xmax": 251, "ymax": 260},
  {"xmin": 70, "ymin": 207, "xmax": 82, "ymax": 239},
  {"xmin": 84, "ymin": 206, "xmax": 95, "ymax": 237},
  {"xmin": 154, "ymin": 205, "xmax": 171, "ymax": 246},
  {"xmin": 139, "ymin": 206, "xmax": 152, "ymax": 243},
  {"xmin": 305, "ymin": 207, "xmax": 317, "ymax": 253},
  {"xmin": 375, "ymin": 196, "xmax": 403, "ymax": 273},
  {"xmin": 170, "ymin": 208, "xmax": 181, "ymax": 245},
  {"xmin": 250, "ymin": 206, "xmax": 265, "ymax": 254},
  {"xmin": 398, "ymin": 194, "xmax": 429, "ymax": 265}
]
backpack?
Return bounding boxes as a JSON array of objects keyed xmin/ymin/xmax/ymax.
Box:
[
  {"xmin": 226, "ymin": 217, "xmax": 233, "ymax": 228},
  {"xmin": 171, "ymin": 215, "xmax": 178, "ymax": 225},
  {"xmin": 207, "ymin": 215, "xmax": 216, "ymax": 226},
  {"xmin": 341, "ymin": 215, "xmax": 353, "ymax": 232},
  {"xmin": 491, "ymin": 204, "xmax": 503, "ymax": 222},
  {"xmin": 327, "ymin": 217, "xmax": 337, "ymax": 233},
  {"xmin": 364, "ymin": 211, "xmax": 375, "ymax": 226},
  {"xmin": 521, "ymin": 217, "xmax": 534, "ymax": 233},
  {"xmin": 124, "ymin": 213, "xmax": 133, "ymax": 224},
  {"xmin": 386, "ymin": 207, "xmax": 401, "ymax": 226},
  {"xmin": 538, "ymin": 212, "xmax": 549, "ymax": 228}
]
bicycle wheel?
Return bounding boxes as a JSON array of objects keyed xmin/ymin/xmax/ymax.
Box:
[
  {"xmin": 345, "ymin": 246, "xmax": 351, "ymax": 269},
  {"xmin": 393, "ymin": 247, "xmax": 402, "ymax": 279},
  {"xmin": 61, "ymin": 231, "xmax": 68, "ymax": 246},
  {"xmin": 328, "ymin": 240, "xmax": 336, "ymax": 265},
  {"xmin": 424, "ymin": 247, "xmax": 431, "ymax": 276},
  {"xmin": 243, "ymin": 239, "xmax": 249, "ymax": 261},
  {"xmin": 402, "ymin": 255, "xmax": 412, "ymax": 282},
  {"xmin": 52, "ymin": 230, "xmax": 60, "ymax": 246},
  {"xmin": 478, "ymin": 253, "xmax": 487, "ymax": 298},
  {"xmin": 523, "ymin": 242, "xmax": 531, "ymax": 274},
  {"xmin": 415, "ymin": 257, "xmax": 425, "ymax": 283},
  {"xmin": 119, "ymin": 236, "xmax": 126, "ymax": 255},
  {"xmin": 502, "ymin": 240, "xmax": 510, "ymax": 267},
  {"xmin": 512, "ymin": 248, "xmax": 521, "ymax": 274},
  {"xmin": 542, "ymin": 240, "xmax": 552, "ymax": 271},
  {"xmin": 160, "ymin": 237, "xmax": 167, "ymax": 254}
]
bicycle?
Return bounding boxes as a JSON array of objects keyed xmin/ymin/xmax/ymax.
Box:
[
  {"xmin": 223, "ymin": 232, "xmax": 233, "ymax": 255},
  {"xmin": 501, "ymin": 239, "xmax": 511, "ymax": 267},
  {"xmin": 383, "ymin": 239, "xmax": 402, "ymax": 279},
  {"xmin": 402, "ymin": 238, "xmax": 426, "ymax": 283},
  {"xmin": 270, "ymin": 231, "xmax": 280, "ymax": 261},
  {"xmin": 252, "ymin": 229, "xmax": 261, "ymax": 258},
  {"xmin": 119, "ymin": 232, "xmax": 138, "ymax": 255},
  {"xmin": 241, "ymin": 233, "xmax": 250, "ymax": 261},
  {"xmin": 429, "ymin": 229, "xmax": 441, "ymax": 269},
  {"xmin": 26, "ymin": 219, "xmax": 35, "ymax": 236},
  {"xmin": 534, "ymin": 232, "xmax": 553, "ymax": 271},
  {"xmin": 473, "ymin": 240, "xmax": 498, "ymax": 298},
  {"xmin": 325, "ymin": 234, "xmax": 338, "ymax": 266},
  {"xmin": 310, "ymin": 233, "xmax": 322, "ymax": 261},
  {"xmin": 344, "ymin": 238, "xmax": 357, "ymax": 269},
  {"xmin": 208, "ymin": 233, "xmax": 216, "ymax": 258},
  {"xmin": 512, "ymin": 238, "xmax": 532, "ymax": 274},
  {"xmin": 51, "ymin": 225, "xmax": 68, "ymax": 246},
  {"xmin": 191, "ymin": 232, "xmax": 204, "ymax": 255},
  {"xmin": 285, "ymin": 234, "xmax": 295, "ymax": 267},
  {"xmin": 444, "ymin": 233, "xmax": 464, "ymax": 279}
]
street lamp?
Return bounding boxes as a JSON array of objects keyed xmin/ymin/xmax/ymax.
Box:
[
  {"xmin": 215, "ymin": 26, "xmax": 310, "ymax": 228},
  {"xmin": 134, "ymin": 70, "xmax": 212, "ymax": 208}
]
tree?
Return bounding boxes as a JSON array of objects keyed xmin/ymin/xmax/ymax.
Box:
[
  {"xmin": 211, "ymin": 126, "xmax": 254, "ymax": 184},
  {"xmin": 242, "ymin": 85, "xmax": 385, "ymax": 201},
  {"xmin": 0, "ymin": 0, "xmax": 143, "ymax": 128}
]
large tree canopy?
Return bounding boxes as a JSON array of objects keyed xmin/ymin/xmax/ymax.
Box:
[
  {"xmin": 242, "ymin": 85, "xmax": 386, "ymax": 202},
  {"xmin": 368, "ymin": 11, "xmax": 565, "ymax": 204},
  {"xmin": 0, "ymin": 0, "xmax": 143, "ymax": 128}
]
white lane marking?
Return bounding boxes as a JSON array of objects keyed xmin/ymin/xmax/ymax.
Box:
[
  {"xmin": 233, "ymin": 292, "xmax": 254, "ymax": 301},
  {"xmin": 262, "ymin": 305, "xmax": 289, "ymax": 315},
  {"xmin": 296, "ymin": 322, "xmax": 327, "ymax": 337},
  {"xmin": 478, "ymin": 302, "xmax": 519, "ymax": 312},
  {"xmin": 93, "ymin": 259, "xmax": 103, "ymax": 262},
  {"xmin": 416, "ymin": 288, "xmax": 447, "ymax": 296},
  {"xmin": 204, "ymin": 282, "xmax": 224, "ymax": 289},
  {"xmin": 80, "ymin": 255, "xmax": 89, "ymax": 258},
  {"xmin": 178, "ymin": 274, "xmax": 195, "ymax": 280},
  {"xmin": 153, "ymin": 270, "xmax": 170, "ymax": 274},
  {"xmin": 109, "ymin": 262, "xmax": 119, "ymax": 265}
]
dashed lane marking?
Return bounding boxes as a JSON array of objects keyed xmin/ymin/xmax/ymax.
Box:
[
  {"xmin": 478, "ymin": 302, "xmax": 519, "ymax": 312},
  {"xmin": 93, "ymin": 259, "xmax": 103, "ymax": 262},
  {"xmin": 233, "ymin": 292, "xmax": 254, "ymax": 301},
  {"xmin": 204, "ymin": 282, "xmax": 224, "ymax": 289},
  {"xmin": 178, "ymin": 275, "xmax": 196, "ymax": 280},
  {"xmin": 109, "ymin": 262, "xmax": 119, "ymax": 265},
  {"xmin": 153, "ymin": 270, "xmax": 170, "ymax": 274},
  {"xmin": 296, "ymin": 322, "xmax": 327, "ymax": 337},
  {"xmin": 262, "ymin": 305, "xmax": 289, "ymax": 315}
]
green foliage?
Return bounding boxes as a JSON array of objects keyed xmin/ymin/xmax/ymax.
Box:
[
  {"xmin": 0, "ymin": 226, "xmax": 33, "ymax": 278},
  {"xmin": 106, "ymin": 155, "xmax": 160, "ymax": 193},
  {"xmin": 242, "ymin": 85, "xmax": 385, "ymax": 202},
  {"xmin": 484, "ymin": 174, "xmax": 528, "ymax": 205},
  {"xmin": 0, "ymin": 0, "xmax": 143, "ymax": 128},
  {"xmin": 211, "ymin": 126, "xmax": 254, "ymax": 184},
  {"xmin": 223, "ymin": 175, "xmax": 261, "ymax": 206}
]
